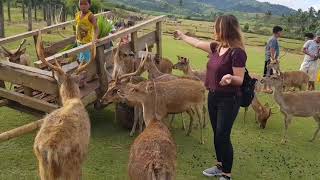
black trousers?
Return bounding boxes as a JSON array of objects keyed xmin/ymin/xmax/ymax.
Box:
[
  {"xmin": 263, "ymin": 60, "xmax": 273, "ymax": 77},
  {"xmin": 207, "ymin": 91, "xmax": 240, "ymax": 173}
]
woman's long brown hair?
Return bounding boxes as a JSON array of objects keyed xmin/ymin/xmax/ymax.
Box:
[{"xmin": 214, "ymin": 15, "xmax": 245, "ymax": 50}]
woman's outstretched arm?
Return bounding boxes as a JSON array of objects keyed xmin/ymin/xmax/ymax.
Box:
[{"xmin": 174, "ymin": 30, "xmax": 212, "ymax": 53}]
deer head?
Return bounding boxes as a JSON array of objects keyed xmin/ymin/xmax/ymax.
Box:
[
  {"xmin": 117, "ymin": 80, "xmax": 152, "ymax": 104},
  {"xmin": 102, "ymin": 75, "xmax": 130, "ymax": 104},
  {"xmin": 1, "ymin": 39, "xmax": 27, "ymax": 64},
  {"xmin": 173, "ymin": 56, "xmax": 190, "ymax": 70},
  {"xmin": 36, "ymin": 31, "xmax": 96, "ymax": 104},
  {"xmin": 258, "ymin": 102, "xmax": 272, "ymax": 129},
  {"xmin": 267, "ymin": 59, "xmax": 281, "ymax": 76}
]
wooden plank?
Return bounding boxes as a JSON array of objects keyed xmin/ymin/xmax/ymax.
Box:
[
  {"xmin": 44, "ymin": 36, "xmax": 76, "ymax": 56},
  {"xmin": 36, "ymin": 16, "xmax": 166, "ymax": 68},
  {"xmin": 156, "ymin": 21, "xmax": 163, "ymax": 58},
  {"xmin": 0, "ymin": 62, "xmax": 58, "ymax": 94},
  {"xmin": 103, "ymin": 31, "xmax": 156, "ymax": 55},
  {"xmin": 95, "ymin": 46, "xmax": 108, "ymax": 99},
  {"xmin": 0, "ymin": 11, "xmax": 111, "ymax": 45},
  {"xmin": 0, "ymin": 61, "xmax": 52, "ymax": 76},
  {"xmin": 0, "ymin": 99, "xmax": 8, "ymax": 107},
  {"xmin": 0, "ymin": 88, "xmax": 59, "ymax": 113}
]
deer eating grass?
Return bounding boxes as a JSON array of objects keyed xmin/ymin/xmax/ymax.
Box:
[
  {"xmin": 263, "ymin": 75, "xmax": 320, "ymax": 143},
  {"xmin": 173, "ymin": 56, "xmax": 206, "ymax": 82},
  {"xmin": 33, "ymin": 32, "xmax": 95, "ymax": 180},
  {"xmin": 102, "ymin": 76, "xmax": 146, "ymax": 136},
  {"xmin": 251, "ymin": 95, "xmax": 272, "ymax": 129},
  {"xmin": 128, "ymin": 118, "xmax": 177, "ymax": 180},
  {"xmin": 117, "ymin": 78, "xmax": 206, "ymax": 144}
]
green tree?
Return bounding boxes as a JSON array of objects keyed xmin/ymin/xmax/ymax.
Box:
[{"xmin": 243, "ymin": 23, "xmax": 249, "ymax": 32}]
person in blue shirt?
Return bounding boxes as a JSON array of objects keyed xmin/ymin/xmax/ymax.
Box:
[{"xmin": 263, "ymin": 26, "xmax": 283, "ymax": 92}]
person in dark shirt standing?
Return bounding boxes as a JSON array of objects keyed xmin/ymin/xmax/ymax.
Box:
[
  {"xmin": 174, "ymin": 15, "xmax": 247, "ymax": 180},
  {"xmin": 263, "ymin": 26, "xmax": 283, "ymax": 92}
]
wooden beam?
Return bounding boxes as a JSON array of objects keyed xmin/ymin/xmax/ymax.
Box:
[
  {"xmin": 131, "ymin": 32, "xmax": 138, "ymax": 53},
  {"xmin": 0, "ymin": 88, "xmax": 59, "ymax": 113},
  {"xmin": 0, "ymin": 61, "xmax": 52, "ymax": 76},
  {"xmin": 156, "ymin": 21, "xmax": 163, "ymax": 58},
  {"xmin": 0, "ymin": 11, "xmax": 111, "ymax": 45},
  {"xmin": 95, "ymin": 46, "xmax": 108, "ymax": 99},
  {"xmin": 44, "ymin": 36, "xmax": 76, "ymax": 56},
  {"xmin": 0, "ymin": 99, "xmax": 8, "ymax": 107},
  {"xmin": 82, "ymin": 91, "xmax": 97, "ymax": 107},
  {"xmin": 0, "ymin": 62, "xmax": 58, "ymax": 94},
  {"xmin": 36, "ymin": 16, "xmax": 166, "ymax": 68},
  {"xmin": 0, "ymin": 119, "xmax": 43, "ymax": 143}
]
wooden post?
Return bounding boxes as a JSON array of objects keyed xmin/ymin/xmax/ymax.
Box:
[
  {"xmin": 0, "ymin": 0, "xmax": 4, "ymax": 38},
  {"xmin": 156, "ymin": 21, "xmax": 162, "ymax": 59},
  {"xmin": 130, "ymin": 32, "xmax": 138, "ymax": 53},
  {"xmin": 94, "ymin": 46, "xmax": 108, "ymax": 109}
]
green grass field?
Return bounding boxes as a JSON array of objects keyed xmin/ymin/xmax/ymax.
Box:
[{"xmin": 1, "ymin": 8, "xmax": 320, "ymax": 180}]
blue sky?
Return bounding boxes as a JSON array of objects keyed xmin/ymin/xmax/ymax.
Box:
[{"xmin": 257, "ymin": 0, "xmax": 320, "ymax": 10}]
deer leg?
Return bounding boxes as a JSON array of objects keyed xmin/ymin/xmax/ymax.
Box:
[
  {"xmin": 130, "ymin": 106, "xmax": 139, "ymax": 137},
  {"xmin": 181, "ymin": 113, "xmax": 186, "ymax": 130},
  {"xmin": 310, "ymin": 116, "xmax": 320, "ymax": 142},
  {"xmin": 281, "ymin": 112, "xmax": 292, "ymax": 144},
  {"xmin": 195, "ymin": 105, "xmax": 204, "ymax": 144},
  {"xmin": 202, "ymin": 105, "xmax": 208, "ymax": 128},
  {"xmin": 186, "ymin": 109, "xmax": 194, "ymax": 136},
  {"xmin": 169, "ymin": 114, "xmax": 175, "ymax": 128},
  {"xmin": 138, "ymin": 108, "xmax": 144, "ymax": 133},
  {"xmin": 243, "ymin": 107, "xmax": 248, "ymax": 123}
]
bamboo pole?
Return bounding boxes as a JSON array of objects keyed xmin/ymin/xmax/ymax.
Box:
[{"xmin": 0, "ymin": 119, "xmax": 43, "ymax": 143}]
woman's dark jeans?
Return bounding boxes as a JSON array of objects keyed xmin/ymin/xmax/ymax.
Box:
[{"xmin": 207, "ymin": 91, "xmax": 240, "ymax": 174}]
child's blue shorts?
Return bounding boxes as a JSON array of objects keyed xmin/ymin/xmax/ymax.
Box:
[{"xmin": 77, "ymin": 43, "xmax": 91, "ymax": 63}]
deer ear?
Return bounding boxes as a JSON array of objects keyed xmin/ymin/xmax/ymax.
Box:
[{"xmin": 177, "ymin": 55, "xmax": 181, "ymax": 60}]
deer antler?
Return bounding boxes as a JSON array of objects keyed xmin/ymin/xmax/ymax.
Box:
[
  {"xmin": 15, "ymin": 39, "xmax": 27, "ymax": 54},
  {"xmin": 118, "ymin": 43, "xmax": 149, "ymax": 80},
  {"xmin": 36, "ymin": 31, "xmax": 65, "ymax": 75},
  {"xmin": 0, "ymin": 45, "xmax": 12, "ymax": 56},
  {"xmin": 74, "ymin": 39, "xmax": 97, "ymax": 75}
]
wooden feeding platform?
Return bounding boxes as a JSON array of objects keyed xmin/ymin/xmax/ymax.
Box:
[{"xmin": 0, "ymin": 12, "xmax": 166, "ymax": 117}]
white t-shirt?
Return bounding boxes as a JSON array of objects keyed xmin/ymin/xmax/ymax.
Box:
[{"xmin": 303, "ymin": 40, "xmax": 320, "ymax": 62}]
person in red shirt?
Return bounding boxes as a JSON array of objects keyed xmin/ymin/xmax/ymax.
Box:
[{"xmin": 174, "ymin": 15, "xmax": 246, "ymax": 180}]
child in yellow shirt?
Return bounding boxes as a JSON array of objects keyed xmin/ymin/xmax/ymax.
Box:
[{"xmin": 76, "ymin": 0, "xmax": 99, "ymax": 63}]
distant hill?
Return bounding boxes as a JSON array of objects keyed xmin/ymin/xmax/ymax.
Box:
[{"xmin": 106, "ymin": 0, "xmax": 295, "ymax": 16}]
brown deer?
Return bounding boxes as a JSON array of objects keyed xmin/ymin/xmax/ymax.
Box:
[
  {"xmin": 251, "ymin": 95, "xmax": 272, "ymax": 129},
  {"xmin": 128, "ymin": 118, "xmax": 176, "ymax": 180},
  {"xmin": 1, "ymin": 39, "xmax": 31, "ymax": 66},
  {"xmin": 33, "ymin": 31, "xmax": 94, "ymax": 180},
  {"xmin": 263, "ymin": 75, "xmax": 320, "ymax": 143},
  {"xmin": 153, "ymin": 54, "xmax": 173, "ymax": 74},
  {"xmin": 120, "ymin": 51, "xmax": 205, "ymax": 130},
  {"xmin": 117, "ymin": 78, "xmax": 206, "ymax": 144},
  {"xmin": 173, "ymin": 56, "xmax": 206, "ymax": 82},
  {"xmin": 102, "ymin": 76, "xmax": 146, "ymax": 136},
  {"xmin": 267, "ymin": 62, "xmax": 309, "ymax": 91}
]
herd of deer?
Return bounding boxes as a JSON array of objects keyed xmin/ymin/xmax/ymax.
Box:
[{"xmin": 1, "ymin": 32, "xmax": 320, "ymax": 179}]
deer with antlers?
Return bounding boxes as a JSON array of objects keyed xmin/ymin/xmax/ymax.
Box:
[
  {"xmin": 173, "ymin": 56, "xmax": 206, "ymax": 82},
  {"xmin": 117, "ymin": 78, "xmax": 206, "ymax": 144},
  {"xmin": 1, "ymin": 39, "xmax": 31, "ymax": 66},
  {"xmin": 33, "ymin": 31, "xmax": 95, "ymax": 180},
  {"xmin": 262, "ymin": 75, "xmax": 320, "ymax": 143}
]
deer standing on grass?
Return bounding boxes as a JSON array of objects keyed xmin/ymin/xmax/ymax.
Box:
[
  {"xmin": 263, "ymin": 75, "xmax": 320, "ymax": 143},
  {"xmin": 117, "ymin": 78, "xmax": 206, "ymax": 144},
  {"xmin": 267, "ymin": 61, "xmax": 309, "ymax": 91},
  {"xmin": 33, "ymin": 32, "xmax": 95, "ymax": 180},
  {"xmin": 173, "ymin": 56, "xmax": 206, "ymax": 82},
  {"xmin": 128, "ymin": 117, "xmax": 176, "ymax": 180},
  {"xmin": 120, "ymin": 49, "xmax": 206, "ymax": 130}
]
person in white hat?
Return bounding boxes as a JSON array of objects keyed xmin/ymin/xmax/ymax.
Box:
[{"xmin": 300, "ymin": 30, "xmax": 320, "ymax": 90}]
